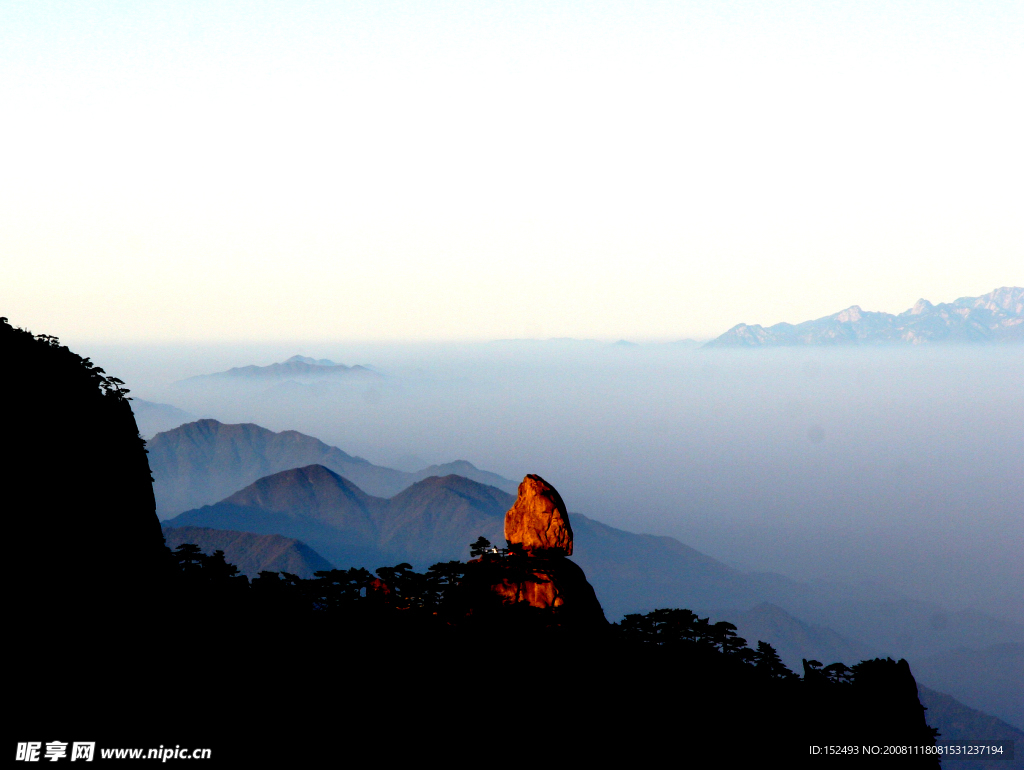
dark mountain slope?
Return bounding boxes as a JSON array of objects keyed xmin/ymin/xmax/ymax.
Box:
[
  {"xmin": 569, "ymin": 514, "xmax": 778, "ymax": 618},
  {"xmin": 913, "ymin": 644, "xmax": 1024, "ymax": 731},
  {"xmin": 703, "ymin": 602, "xmax": 1023, "ymax": 755},
  {"xmin": 381, "ymin": 475, "xmax": 510, "ymax": 563},
  {"xmin": 917, "ymin": 686, "xmax": 1024, "ymax": 769},
  {"xmin": 170, "ymin": 465, "xmax": 387, "ymax": 567},
  {"xmin": 4, "ymin": 316, "xmax": 173, "ymax": 744},
  {"xmin": 162, "ymin": 525, "xmax": 332, "ymax": 578},
  {"xmin": 679, "ymin": 599, "xmax": 1024, "ymax": 742},
  {"xmin": 3, "ymin": 318, "xmax": 167, "ymax": 620}
]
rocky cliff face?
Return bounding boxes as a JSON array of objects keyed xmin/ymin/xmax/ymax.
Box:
[{"xmin": 4, "ymin": 317, "xmax": 169, "ymax": 679}]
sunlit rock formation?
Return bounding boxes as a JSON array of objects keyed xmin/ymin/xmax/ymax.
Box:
[
  {"xmin": 464, "ymin": 474, "xmax": 604, "ymax": 624},
  {"xmin": 504, "ymin": 474, "xmax": 574, "ymax": 556}
]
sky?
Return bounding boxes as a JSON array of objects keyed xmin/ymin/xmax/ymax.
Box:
[{"xmin": 2, "ymin": 0, "xmax": 1022, "ymax": 342}]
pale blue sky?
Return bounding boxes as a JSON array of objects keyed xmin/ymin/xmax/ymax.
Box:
[{"xmin": 2, "ymin": 1, "xmax": 1021, "ymax": 341}]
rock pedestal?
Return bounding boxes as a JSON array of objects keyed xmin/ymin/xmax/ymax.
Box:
[{"xmin": 487, "ymin": 556, "xmax": 604, "ymax": 620}]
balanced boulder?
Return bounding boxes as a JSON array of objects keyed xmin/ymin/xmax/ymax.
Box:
[
  {"xmin": 504, "ymin": 474, "xmax": 574, "ymax": 556},
  {"xmin": 457, "ymin": 474, "xmax": 605, "ymax": 625}
]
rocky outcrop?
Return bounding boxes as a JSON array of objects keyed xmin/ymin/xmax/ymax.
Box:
[
  {"xmin": 487, "ymin": 556, "xmax": 605, "ymax": 622},
  {"xmin": 504, "ymin": 474, "xmax": 573, "ymax": 556},
  {"xmin": 460, "ymin": 475, "xmax": 604, "ymax": 625}
]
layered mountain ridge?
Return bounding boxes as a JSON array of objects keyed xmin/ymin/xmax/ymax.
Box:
[
  {"xmin": 168, "ymin": 466, "xmax": 512, "ymax": 571},
  {"xmin": 707, "ymin": 286, "xmax": 1024, "ymax": 347},
  {"xmin": 148, "ymin": 419, "xmax": 518, "ymax": 518},
  {"xmin": 179, "ymin": 354, "xmax": 380, "ymax": 383}
]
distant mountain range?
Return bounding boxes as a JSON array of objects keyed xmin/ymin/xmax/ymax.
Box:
[
  {"xmin": 177, "ymin": 355, "xmax": 381, "ymax": 384},
  {"xmin": 167, "ymin": 467, "xmax": 508, "ymax": 569},
  {"xmin": 707, "ymin": 287, "xmax": 1024, "ymax": 347},
  {"xmin": 286, "ymin": 355, "xmax": 344, "ymax": 367},
  {"xmin": 162, "ymin": 525, "xmax": 331, "ymax": 578},
  {"xmin": 148, "ymin": 419, "xmax": 519, "ymax": 518}
]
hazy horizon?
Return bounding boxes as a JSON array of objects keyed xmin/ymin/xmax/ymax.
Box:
[{"xmin": 74, "ymin": 338, "xmax": 1024, "ymax": 628}]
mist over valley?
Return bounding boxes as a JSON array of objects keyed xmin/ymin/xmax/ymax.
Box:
[{"xmin": 111, "ymin": 335, "xmax": 1024, "ymax": 625}]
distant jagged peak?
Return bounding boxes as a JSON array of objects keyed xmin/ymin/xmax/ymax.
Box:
[
  {"xmin": 909, "ymin": 299, "xmax": 934, "ymax": 315},
  {"xmin": 184, "ymin": 417, "xmax": 225, "ymax": 431},
  {"xmin": 958, "ymin": 286, "xmax": 1024, "ymax": 315},
  {"xmin": 833, "ymin": 305, "xmax": 864, "ymax": 323},
  {"xmin": 432, "ymin": 459, "xmax": 479, "ymax": 472},
  {"xmin": 284, "ymin": 354, "xmax": 341, "ymax": 366}
]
